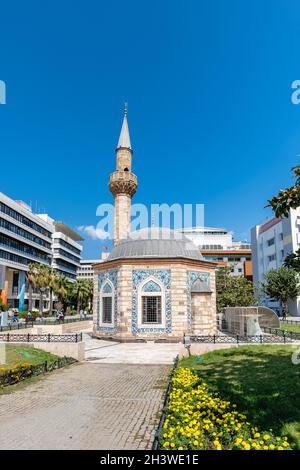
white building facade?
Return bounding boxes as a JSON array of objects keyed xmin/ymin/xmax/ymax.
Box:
[
  {"xmin": 77, "ymin": 260, "xmax": 99, "ymax": 280},
  {"xmin": 0, "ymin": 192, "xmax": 54, "ymax": 310},
  {"xmin": 0, "ymin": 192, "xmax": 83, "ymax": 312},
  {"xmin": 176, "ymin": 227, "xmax": 252, "ymax": 278},
  {"xmin": 251, "ymin": 209, "xmax": 300, "ymax": 315}
]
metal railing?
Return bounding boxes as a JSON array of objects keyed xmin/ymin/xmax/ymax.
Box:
[
  {"xmin": 184, "ymin": 332, "xmax": 294, "ymax": 344},
  {"xmin": 152, "ymin": 354, "xmax": 179, "ymax": 450},
  {"xmin": 261, "ymin": 327, "xmax": 300, "ymax": 341},
  {"xmin": 0, "ymin": 315, "xmax": 92, "ymax": 332},
  {"xmin": 281, "ymin": 319, "xmax": 300, "ymax": 325},
  {"xmin": 0, "ymin": 332, "xmax": 83, "ymax": 343}
]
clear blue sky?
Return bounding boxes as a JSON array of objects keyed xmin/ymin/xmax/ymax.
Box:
[{"xmin": 1, "ymin": 0, "xmax": 300, "ymax": 258}]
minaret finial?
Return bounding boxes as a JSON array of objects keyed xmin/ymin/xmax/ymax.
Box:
[{"xmin": 124, "ymin": 102, "xmax": 128, "ymax": 116}]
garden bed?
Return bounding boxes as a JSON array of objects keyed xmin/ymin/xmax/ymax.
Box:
[
  {"xmin": 0, "ymin": 345, "xmax": 76, "ymax": 388},
  {"xmin": 176, "ymin": 345, "xmax": 300, "ymax": 449}
]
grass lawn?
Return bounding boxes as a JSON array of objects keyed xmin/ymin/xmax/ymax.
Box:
[
  {"xmin": 0, "ymin": 344, "xmax": 60, "ymax": 370},
  {"xmin": 280, "ymin": 322, "xmax": 300, "ymax": 334},
  {"xmin": 180, "ymin": 345, "xmax": 300, "ymax": 449}
]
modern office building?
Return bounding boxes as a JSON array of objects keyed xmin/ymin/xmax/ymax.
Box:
[
  {"xmin": 251, "ymin": 209, "xmax": 300, "ymax": 315},
  {"xmin": 176, "ymin": 226, "xmax": 252, "ymax": 279},
  {"xmin": 77, "ymin": 260, "xmax": 98, "ymax": 280},
  {"xmin": 0, "ymin": 192, "xmax": 83, "ymax": 311},
  {"xmin": 0, "ymin": 192, "xmax": 53, "ymax": 310},
  {"xmin": 37, "ymin": 216, "xmax": 83, "ymax": 281}
]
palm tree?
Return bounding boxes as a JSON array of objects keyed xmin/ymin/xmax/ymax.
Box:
[
  {"xmin": 26, "ymin": 263, "xmax": 40, "ymax": 312},
  {"xmin": 48, "ymin": 269, "xmax": 60, "ymax": 316},
  {"xmin": 36, "ymin": 265, "xmax": 49, "ymax": 315},
  {"xmin": 72, "ymin": 279, "xmax": 90, "ymax": 313},
  {"xmin": 85, "ymin": 279, "xmax": 94, "ymax": 311},
  {"xmin": 55, "ymin": 275, "xmax": 70, "ymax": 305}
]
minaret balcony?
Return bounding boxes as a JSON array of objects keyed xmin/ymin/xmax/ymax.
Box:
[{"xmin": 109, "ymin": 170, "xmax": 138, "ymax": 197}]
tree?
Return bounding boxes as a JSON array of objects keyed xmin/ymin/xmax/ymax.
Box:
[
  {"xmin": 216, "ymin": 267, "xmax": 256, "ymax": 313},
  {"xmin": 35, "ymin": 265, "xmax": 49, "ymax": 314},
  {"xmin": 55, "ymin": 275, "xmax": 70, "ymax": 304},
  {"xmin": 267, "ymin": 164, "xmax": 300, "ymax": 218},
  {"xmin": 47, "ymin": 269, "xmax": 60, "ymax": 315},
  {"xmin": 26, "ymin": 263, "xmax": 39, "ymax": 312},
  {"xmin": 261, "ymin": 267, "xmax": 300, "ymax": 313},
  {"xmin": 267, "ymin": 163, "xmax": 300, "ymax": 273},
  {"xmin": 72, "ymin": 279, "xmax": 91, "ymax": 313}
]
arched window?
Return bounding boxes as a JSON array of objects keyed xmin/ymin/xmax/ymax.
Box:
[
  {"xmin": 100, "ymin": 281, "xmax": 114, "ymax": 325},
  {"xmin": 138, "ymin": 278, "xmax": 164, "ymax": 326}
]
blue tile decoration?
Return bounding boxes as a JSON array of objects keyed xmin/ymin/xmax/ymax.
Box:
[
  {"xmin": 132, "ymin": 269, "xmax": 171, "ymax": 334},
  {"xmin": 142, "ymin": 280, "xmax": 161, "ymax": 292},
  {"xmin": 97, "ymin": 270, "xmax": 118, "ymax": 333},
  {"xmin": 102, "ymin": 283, "xmax": 113, "ymax": 293},
  {"xmin": 187, "ymin": 271, "xmax": 210, "ymax": 331}
]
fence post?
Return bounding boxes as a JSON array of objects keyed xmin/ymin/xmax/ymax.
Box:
[
  {"xmin": 260, "ymin": 335, "xmax": 263, "ymax": 344},
  {"xmin": 213, "ymin": 334, "xmax": 216, "ymax": 344},
  {"xmin": 48, "ymin": 333, "xmax": 51, "ymax": 343},
  {"xmin": 283, "ymin": 332, "xmax": 286, "ymax": 343},
  {"xmin": 7, "ymin": 333, "xmax": 9, "ymax": 342},
  {"xmin": 236, "ymin": 335, "xmax": 239, "ymax": 344},
  {"xmin": 75, "ymin": 333, "xmax": 78, "ymax": 343},
  {"xmin": 27, "ymin": 333, "xmax": 30, "ymax": 343}
]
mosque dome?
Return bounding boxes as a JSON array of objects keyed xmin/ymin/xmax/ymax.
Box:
[{"xmin": 107, "ymin": 227, "xmax": 204, "ymax": 261}]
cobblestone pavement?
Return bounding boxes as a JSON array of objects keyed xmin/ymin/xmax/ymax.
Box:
[{"xmin": 0, "ymin": 362, "xmax": 169, "ymax": 450}]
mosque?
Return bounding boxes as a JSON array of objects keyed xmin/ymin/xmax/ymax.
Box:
[{"xmin": 93, "ymin": 108, "xmax": 217, "ymax": 341}]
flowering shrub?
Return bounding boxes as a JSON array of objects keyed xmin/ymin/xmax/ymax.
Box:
[
  {"xmin": 161, "ymin": 368, "xmax": 290, "ymax": 450},
  {"xmin": 0, "ymin": 362, "xmax": 34, "ymax": 387}
]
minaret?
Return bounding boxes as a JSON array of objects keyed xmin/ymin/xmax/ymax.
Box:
[{"xmin": 109, "ymin": 104, "xmax": 137, "ymax": 245}]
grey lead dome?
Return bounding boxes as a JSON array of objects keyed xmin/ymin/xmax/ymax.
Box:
[{"xmin": 107, "ymin": 228, "xmax": 204, "ymax": 261}]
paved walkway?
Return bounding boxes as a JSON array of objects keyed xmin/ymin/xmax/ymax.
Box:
[
  {"xmin": 84, "ymin": 333, "xmax": 180, "ymax": 364},
  {"xmin": 0, "ymin": 362, "xmax": 169, "ymax": 450}
]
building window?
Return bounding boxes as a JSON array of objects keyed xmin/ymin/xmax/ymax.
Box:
[
  {"xmin": 268, "ymin": 254, "xmax": 276, "ymax": 262},
  {"xmin": 102, "ymin": 297, "xmax": 112, "ymax": 323},
  {"xmin": 142, "ymin": 296, "xmax": 162, "ymax": 323},
  {"xmin": 138, "ymin": 277, "xmax": 165, "ymax": 328},
  {"xmin": 267, "ymin": 238, "xmax": 275, "ymax": 246},
  {"xmin": 100, "ymin": 281, "xmax": 114, "ymax": 325}
]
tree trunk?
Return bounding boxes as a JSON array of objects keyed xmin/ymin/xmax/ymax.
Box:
[
  {"xmin": 49, "ymin": 288, "xmax": 53, "ymax": 317},
  {"xmin": 28, "ymin": 282, "xmax": 33, "ymax": 312},
  {"xmin": 39, "ymin": 290, "xmax": 43, "ymax": 315},
  {"xmin": 77, "ymin": 297, "xmax": 80, "ymax": 314}
]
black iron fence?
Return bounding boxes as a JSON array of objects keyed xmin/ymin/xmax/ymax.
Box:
[
  {"xmin": 0, "ymin": 315, "xmax": 93, "ymax": 333},
  {"xmin": 184, "ymin": 332, "xmax": 294, "ymax": 344},
  {"xmin": 152, "ymin": 354, "xmax": 179, "ymax": 451},
  {"xmin": 0, "ymin": 356, "xmax": 76, "ymax": 387},
  {"xmin": 261, "ymin": 327, "xmax": 300, "ymax": 341},
  {"xmin": 281, "ymin": 319, "xmax": 300, "ymax": 325},
  {"xmin": 0, "ymin": 332, "xmax": 83, "ymax": 343}
]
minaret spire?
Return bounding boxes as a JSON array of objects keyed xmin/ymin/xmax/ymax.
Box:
[
  {"xmin": 109, "ymin": 105, "xmax": 138, "ymax": 245},
  {"xmin": 117, "ymin": 102, "xmax": 132, "ymax": 150}
]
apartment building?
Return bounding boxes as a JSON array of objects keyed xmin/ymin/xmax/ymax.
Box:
[
  {"xmin": 176, "ymin": 226, "xmax": 252, "ymax": 279},
  {"xmin": 251, "ymin": 209, "xmax": 300, "ymax": 315}
]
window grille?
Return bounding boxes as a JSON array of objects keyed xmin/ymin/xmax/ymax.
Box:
[
  {"xmin": 102, "ymin": 297, "xmax": 112, "ymax": 323},
  {"xmin": 142, "ymin": 296, "xmax": 162, "ymax": 324}
]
